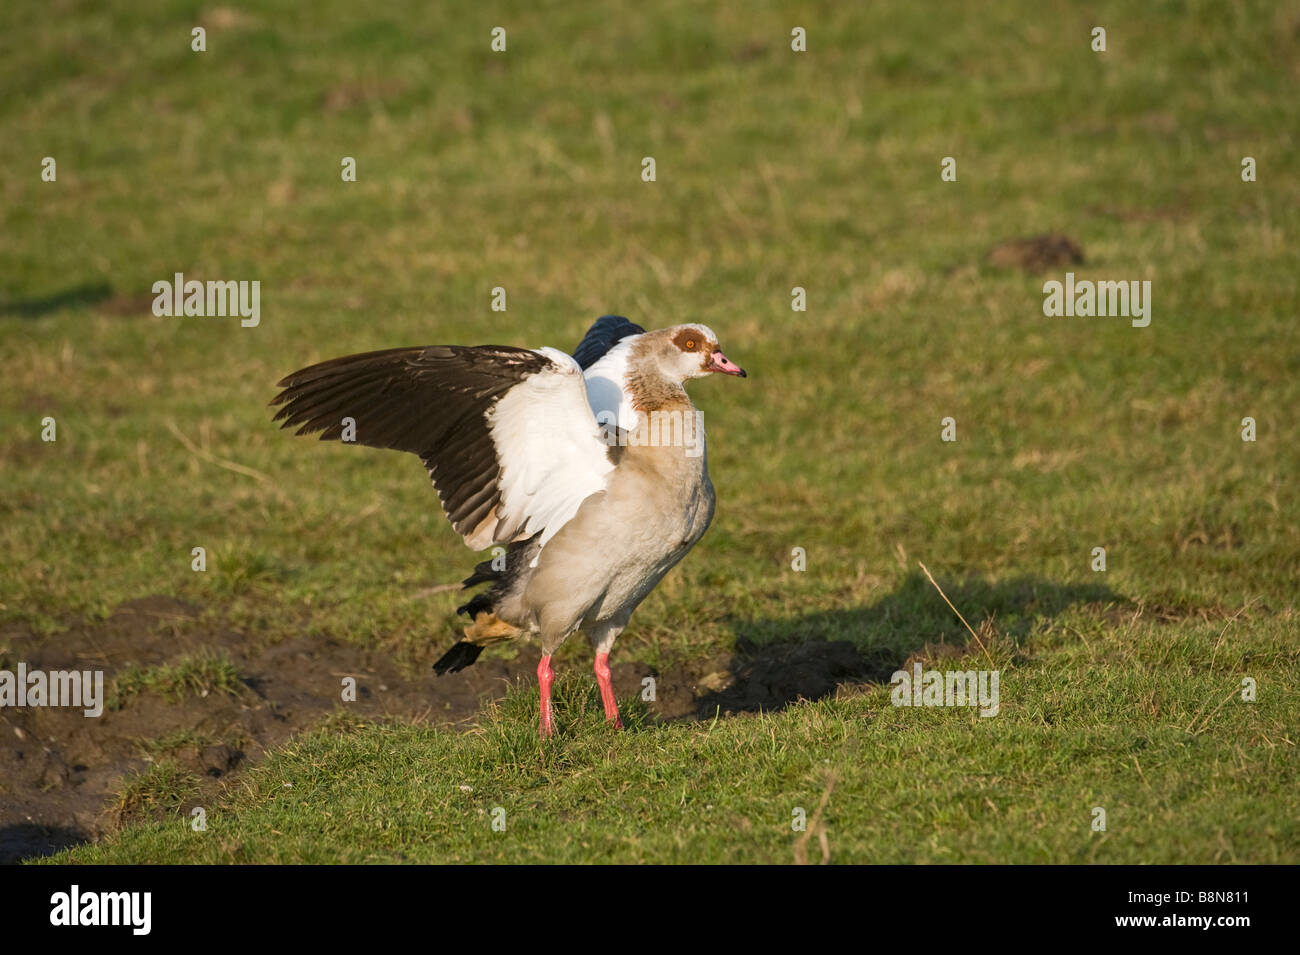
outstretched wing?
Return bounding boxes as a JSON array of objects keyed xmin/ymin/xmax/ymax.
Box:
[{"xmin": 271, "ymin": 344, "xmax": 614, "ymax": 551}]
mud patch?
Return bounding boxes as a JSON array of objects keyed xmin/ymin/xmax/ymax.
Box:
[
  {"xmin": 0, "ymin": 596, "xmax": 541, "ymax": 863},
  {"xmin": 988, "ymin": 234, "xmax": 1084, "ymax": 273},
  {"xmin": 4, "ymin": 596, "xmax": 883, "ymax": 862}
]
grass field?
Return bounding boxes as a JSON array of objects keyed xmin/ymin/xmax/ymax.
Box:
[{"xmin": 3, "ymin": 0, "xmax": 1297, "ymax": 863}]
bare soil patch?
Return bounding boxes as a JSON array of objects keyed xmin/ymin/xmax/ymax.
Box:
[{"xmin": 1, "ymin": 597, "xmax": 876, "ymax": 862}]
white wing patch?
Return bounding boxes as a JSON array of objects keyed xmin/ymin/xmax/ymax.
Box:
[
  {"xmin": 582, "ymin": 336, "xmax": 640, "ymax": 432},
  {"xmin": 485, "ymin": 347, "xmax": 614, "ymax": 561}
]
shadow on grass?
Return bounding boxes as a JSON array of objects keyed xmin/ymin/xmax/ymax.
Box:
[
  {"xmin": 0, "ymin": 823, "xmax": 89, "ymax": 865},
  {"xmin": 697, "ymin": 571, "xmax": 1121, "ymax": 717},
  {"xmin": 0, "ymin": 282, "xmax": 112, "ymax": 318}
]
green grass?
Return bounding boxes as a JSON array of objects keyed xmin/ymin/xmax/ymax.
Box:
[
  {"xmin": 133, "ymin": 728, "xmax": 212, "ymax": 759},
  {"xmin": 4, "ymin": 0, "xmax": 1298, "ymax": 862},
  {"xmin": 110, "ymin": 760, "xmax": 202, "ymax": 825},
  {"xmin": 109, "ymin": 650, "xmax": 244, "ymax": 709},
  {"xmin": 54, "ymin": 627, "xmax": 1299, "ymax": 863}
]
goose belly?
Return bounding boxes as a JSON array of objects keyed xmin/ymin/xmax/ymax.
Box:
[
  {"xmin": 593, "ymin": 467, "xmax": 716, "ymax": 618},
  {"xmin": 524, "ymin": 464, "xmax": 715, "ymax": 629}
]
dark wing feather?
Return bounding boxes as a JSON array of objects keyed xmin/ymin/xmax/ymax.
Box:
[
  {"xmin": 572, "ymin": 315, "xmax": 645, "ymax": 369},
  {"xmin": 270, "ymin": 345, "xmax": 550, "ymax": 543}
]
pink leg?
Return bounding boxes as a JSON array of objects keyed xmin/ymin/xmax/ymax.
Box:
[
  {"xmin": 537, "ymin": 655, "xmax": 555, "ymax": 738},
  {"xmin": 593, "ymin": 652, "xmax": 623, "ymax": 729}
]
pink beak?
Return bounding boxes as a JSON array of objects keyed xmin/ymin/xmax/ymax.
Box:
[{"xmin": 708, "ymin": 349, "xmax": 747, "ymax": 377}]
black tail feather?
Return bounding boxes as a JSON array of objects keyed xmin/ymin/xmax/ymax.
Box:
[
  {"xmin": 456, "ymin": 592, "xmax": 494, "ymax": 618},
  {"xmin": 460, "ymin": 555, "xmax": 498, "ymax": 590},
  {"xmin": 458, "ymin": 533, "xmax": 541, "ymax": 594},
  {"xmin": 432, "ymin": 640, "xmax": 485, "ymax": 675},
  {"xmin": 443, "ymin": 533, "xmax": 539, "ymax": 674}
]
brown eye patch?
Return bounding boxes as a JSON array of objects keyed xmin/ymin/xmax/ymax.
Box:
[{"xmin": 672, "ymin": 328, "xmax": 702, "ymax": 352}]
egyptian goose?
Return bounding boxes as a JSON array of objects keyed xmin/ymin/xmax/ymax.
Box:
[{"xmin": 271, "ymin": 317, "xmax": 746, "ymax": 736}]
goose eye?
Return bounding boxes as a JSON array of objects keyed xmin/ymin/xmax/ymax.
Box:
[{"xmin": 684, "ymin": 339, "xmax": 697, "ymax": 350}]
